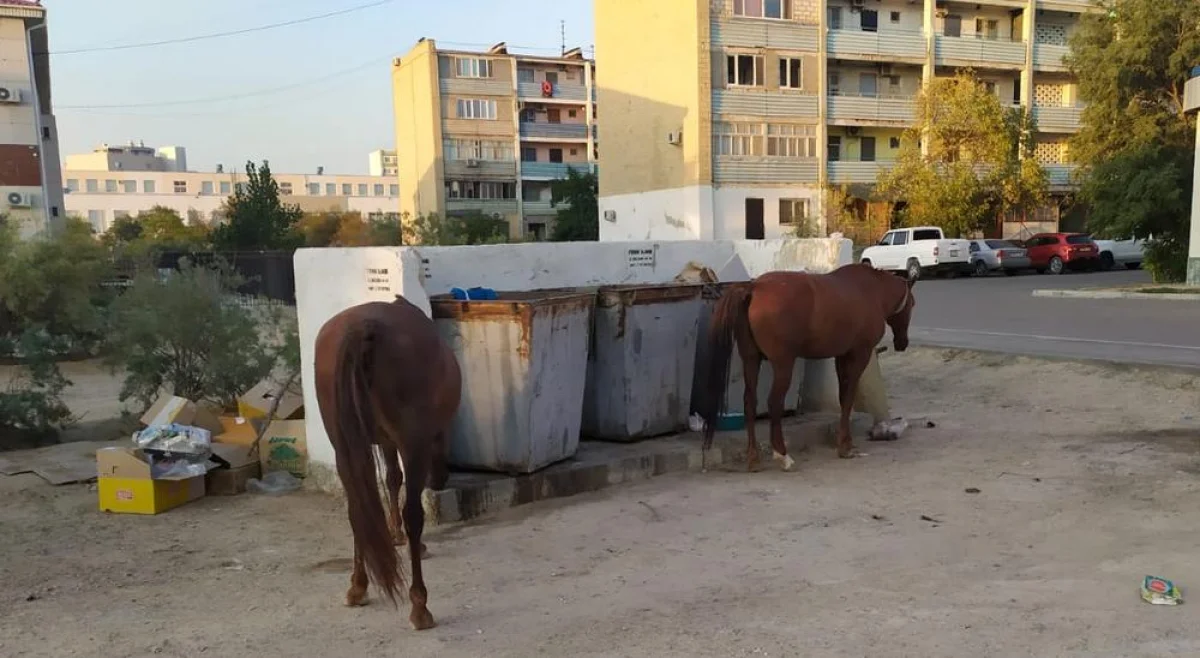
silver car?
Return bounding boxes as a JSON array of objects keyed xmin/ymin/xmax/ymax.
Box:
[{"xmin": 968, "ymin": 239, "xmax": 1031, "ymax": 276}]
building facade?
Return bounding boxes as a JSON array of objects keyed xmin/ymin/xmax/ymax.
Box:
[
  {"xmin": 595, "ymin": 0, "xmax": 1095, "ymax": 242},
  {"xmin": 62, "ymin": 145, "xmax": 401, "ymax": 233},
  {"xmin": 0, "ymin": 0, "xmax": 64, "ymax": 238},
  {"xmin": 368, "ymin": 148, "xmax": 398, "ymax": 177},
  {"xmin": 392, "ymin": 39, "xmax": 597, "ymax": 240}
]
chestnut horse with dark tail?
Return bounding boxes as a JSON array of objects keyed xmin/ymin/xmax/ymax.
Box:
[
  {"xmin": 313, "ymin": 294, "xmax": 461, "ymax": 631},
  {"xmin": 695, "ymin": 263, "xmax": 915, "ymax": 471}
]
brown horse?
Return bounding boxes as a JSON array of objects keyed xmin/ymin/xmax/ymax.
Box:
[
  {"xmin": 696, "ymin": 263, "xmax": 915, "ymax": 471},
  {"xmin": 313, "ymin": 294, "xmax": 461, "ymax": 631}
]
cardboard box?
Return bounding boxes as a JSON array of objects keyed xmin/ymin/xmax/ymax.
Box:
[
  {"xmin": 237, "ymin": 376, "xmax": 304, "ymax": 422},
  {"xmin": 214, "ymin": 415, "xmax": 262, "ymax": 448},
  {"xmin": 260, "ymin": 420, "xmax": 307, "ymax": 479},
  {"xmin": 140, "ymin": 394, "xmax": 224, "ymax": 435},
  {"xmin": 96, "ymin": 447, "xmax": 206, "ymax": 515},
  {"xmin": 206, "ymin": 443, "xmax": 261, "ymax": 496}
]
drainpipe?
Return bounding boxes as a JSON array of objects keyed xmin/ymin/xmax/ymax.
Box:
[{"xmin": 25, "ymin": 20, "xmax": 49, "ymax": 235}]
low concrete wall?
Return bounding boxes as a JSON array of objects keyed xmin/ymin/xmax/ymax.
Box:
[{"xmin": 294, "ymin": 238, "xmax": 863, "ymax": 490}]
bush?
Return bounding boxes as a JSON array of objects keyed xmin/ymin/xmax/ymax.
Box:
[
  {"xmin": 0, "ymin": 330, "xmax": 74, "ymax": 449},
  {"xmin": 1143, "ymin": 236, "xmax": 1188, "ymax": 284},
  {"xmin": 104, "ymin": 258, "xmax": 288, "ymax": 411}
]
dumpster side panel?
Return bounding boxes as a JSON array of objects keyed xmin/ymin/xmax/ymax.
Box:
[
  {"xmin": 435, "ymin": 316, "xmax": 534, "ymax": 472},
  {"xmin": 581, "ymin": 304, "xmax": 626, "ymax": 439},
  {"xmin": 621, "ymin": 297, "xmax": 703, "ymax": 437},
  {"xmin": 526, "ymin": 302, "xmax": 593, "ymax": 471}
]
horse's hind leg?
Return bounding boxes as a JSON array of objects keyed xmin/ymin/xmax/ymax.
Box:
[
  {"xmin": 834, "ymin": 349, "xmax": 870, "ymax": 459},
  {"xmin": 740, "ymin": 351, "xmax": 763, "ymax": 472},
  {"xmin": 402, "ymin": 444, "xmax": 436, "ymax": 630},
  {"xmin": 345, "ymin": 540, "xmax": 370, "ymax": 607},
  {"xmin": 383, "ymin": 447, "xmax": 428, "ymax": 558},
  {"xmin": 767, "ymin": 357, "xmax": 797, "ymax": 471}
]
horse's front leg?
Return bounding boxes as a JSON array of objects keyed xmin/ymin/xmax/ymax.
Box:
[{"xmin": 834, "ymin": 350, "xmax": 870, "ymax": 458}]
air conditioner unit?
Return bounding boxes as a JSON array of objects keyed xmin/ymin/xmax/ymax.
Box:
[
  {"xmin": 491, "ymin": 212, "xmax": 504, "ymax": 220},
  {"xmin": 935, "ymin": 8, "xmax": 948, "ymax": 18},
  {"xmin": 666, "ymin": 131, "xmax": 682, "ymax": 146},
  {"xmin": 466, "ymin": 159, "xmax": 481, "ymax": 167},
  {"xmin": 6, "ymin": 191, "xmax": 32, "ymax": 207},
  {"xmin": 847, "ymin": 126, "xmax": 862, "ymax": 136},
  {"xmin": 849, "ymin": 0, "xmax": 865, "ymax": 9},
  {"xmin": 0, "ymin": 86, "xmax": 21, "ymax": 104}
]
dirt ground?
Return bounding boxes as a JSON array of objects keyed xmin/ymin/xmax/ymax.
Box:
[{"xmin": 4, "ymin": 346, "xmax": 1200, "ymax": 657}]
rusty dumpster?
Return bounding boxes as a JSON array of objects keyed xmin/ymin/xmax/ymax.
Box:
[{"xmin": 430, "ymin": 290, "xmax": 596, "ymax": 474}]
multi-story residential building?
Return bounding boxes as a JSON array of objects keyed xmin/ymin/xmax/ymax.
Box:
[
  {"xmin": 62, "ymin": 143, "xmax": 401, "ymax": 233},
  {"xmin": 368, "ymin": 148, "xmax": 398, "ymax": 177},
  {"xmin": 595, "ymin": 0, "xmax": 1097, "ymax": 242},
  {"xmin": 392, "ymin": 39, "xmax": 597, "ymax": 240},
  {"xmin": 0, "ymin": 0, "xmax": 64, "ymax": 238}
]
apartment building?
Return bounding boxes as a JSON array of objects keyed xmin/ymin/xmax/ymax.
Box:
[
  {"xmin": 63, "ymin": 144, "xmax": 401, "ymax": 233},
  {"xmin": 392, "ymin": 39, "xmax": 597, "ymax": 240},
  {"xmin": 0, "ymin": 0, "xmax": 65, "ymax": 238},
  {"xmin": 368, "ymin": 148, "xmax": 398, "ymax": 177},
  {"xmin": 595, "ymin": 0, "xmax": 1096, "ymax": 242}
]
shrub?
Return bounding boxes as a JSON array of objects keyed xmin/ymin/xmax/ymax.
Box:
[
  {"xmin": 1143, "ymin": 236, "xmax": 1188, "ymax": 284},
  {"xmin": 0, "ymin": 330, "xmax": 74, "ymax": 449}
]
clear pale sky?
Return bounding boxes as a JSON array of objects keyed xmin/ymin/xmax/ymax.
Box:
[{"xmin": 44, "ymin": 0, "xmax": 594, "ymax": 175}]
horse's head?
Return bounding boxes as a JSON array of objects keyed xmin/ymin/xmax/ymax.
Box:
[{"xmin": 886, "ymin": 275, "xmax": 916, "ymax": 352}]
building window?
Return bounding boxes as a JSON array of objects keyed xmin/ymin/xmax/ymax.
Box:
[
  {"xmin": 890, "ymin": 11, "xmax": 901, "ymax": 23},
  {"xmin": 714, "ymin": 122, "xmax": 764, "ymax": 156},
  {"xmin": 321, "ymin": 183, "xmax": 333, "ymax": 195},
  {"xmin": 568, "ymin": 109, "xmax": 577, "ymax": 118},
  {"xmin": 521, "ymin": 146, "xmax": 537, "ymax": 162},
  {"xmin": 860, "ymin": 9, "xmax": 879, "ymax": 32},
  {"xmin": 549, "ymin": 148, "xmax": 564, "ymax": 163},
  {"xmin": 122, "ymin": 180, "xmax": 136, "ymax": 193},
  {"xmin": 517, "ymin": 68, "xmax": 535, "ymax": 83},
  {"xmin": 114, "ymin": 210, "xmax": 130, "ymax": 220},
  {"xmin": 779, "ymin": 198, "xmax": 810, "ymax": 225},
  {"xmin": 220, "ymin": 181, "xmax": 231, "ymax": 195},
  {"xmin": 726, "ymin": 53, "xmax": 764, "ymax": 87},
  {"xmin": 201, "ymin": 181, "xmax": 214, "ymax": 195},
  {"xmin": 342, "ymin": 183, "xmax": 352, "ymax": 195},
  {"xmin": 66, "ymin": 179, "xmax": 78, "ymax": 192},
  {"xmin": 570, "ymin": 148, "xmax": 578, "ymax": 156},
  {"xmin": 87, "ymin": 209, "xmax": 103, "ymax": 227},
  {"xmin": 829, "ymin": 71, "xmax": 841, "ymax": 95},
  {"xmin": 455, "ymin": 57, "xmax": 493, "ymax": 78},
  {"xmin": 828, "ymin": 136, "xmax": 842, "ymax": 162},
  {"xmin": 943, "ymin": 15, "xmax": 962, "ymax": 38},
  {"xmin": 85, "ymin": 179, "xmax": 98, "ymax": 193},
  {"xmin": 445, "ymin": 138, "xmax": 513, "ymax": 161},
  {"xmin": 733, "ymin": 0, "xmax": 790, "ymax": 20},
  {"xmin": 389, "ymin": 184, "xmax": 399, "ymax": 196},
  {"xmin": 279, "ymin": 182, "xmax": 293, "ymax": 195},
  {"xmin": 373, "ymin": 184, "xmax": 384, "ymax": 196},
  {"xmin": 778, "ymin": 57, "xmax": 803, "ymax": 89},
  {"xmin": 41, "ymin": 126, "xmax": 50, "ymax": 140},
  {"xmin": 173, "ymin": 180, "xmax": 187, "ymax": 194},
  {"xmin": 976, "ymin": 18, "xmax": 999, "ymax": 40},
  {"xmin": 308, "ymin": 183, "xmax": 320, "ymax": 195},
  {"xmin": 520, "ymin": 108, "xmax": 537, "ymax": 123},
  {"xmin": 545, "ymin": 71, "xmax": 559, "ymax": 85},
  {"xmin": 890, "ymin": 137, "xmax": 901, "ymax": 149},
  {"xmin": 829, "ymin": 7, "xmax": 842, "ymax": 29},
  {"xmin": 445, "ymin": 180, "xmax": 516, "ymax": 200},
  {"xmin": 766, "ymin": 123, "xmax": 817, "ymax": 157},
  {"xmin": 983, "ymin": 80, "xmax": 998, "ymax": 96},
  {"xmin": 358, "ymin": 184, "xmax": 368, "ymax": 196},
  {"xmin": 105, "ymin": 179, "xmax": 117, "ymax": 193},
  {"xmin": 143, "ymin": 180, "xmax": 155, "ymax": 193},
  {"xmin": 456, "ymin": 98, "xmax": 497, "ymax": 120}
]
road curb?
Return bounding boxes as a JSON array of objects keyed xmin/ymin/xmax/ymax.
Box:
[
  {"xmin": 1032, "ymin": 289, "xmax": 1200, "ymax": 301},
  {"xmin": 904, "ymin": 343, "xmax": 1200, "ymax": 377}
]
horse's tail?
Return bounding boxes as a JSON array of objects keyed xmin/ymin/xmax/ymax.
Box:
[
  {"xmin": 697, "ymin": 282, "xmax": 754, "ymax": 453},
  {"xmin": 330, "ymin": 320, "xmax": 406, "ymax": 605}
]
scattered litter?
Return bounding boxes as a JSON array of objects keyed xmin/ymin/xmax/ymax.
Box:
[
  {"xmin": 870, "ymin": 514, "xmax": 887, "ymax": 522},
  {"xmin": 1141, "ymin": 576, "xmax": 1183, "ymax": 606},
  {"xmin": 965, "ymin": 487, "xmax": 981, "ymax": 494},
  {"xmin": 925, "ymin": 420, "xmax": 937, "ymax": 428},
  {"xmin": 133, "ymin": 423, "xmax": 212, "ymax": 457},
  {"xmin": 221, "ymin": 559, "xmax": 245, "ymax": 571},
  {"xmin": 687, "ymin": 413, "xmax": 705, "ymax": 432},
  {"xmin": 449, "ymin": 287, "xmax": 498, "ymax": 301},
  {"xmin": 246, "ymin": 470, "xmax": 302, "ymax": 495},
  {"xmin": 920, "ymin": 514, "xmax": 941, "ymax": 524},
  {"xmin": 637, "ymin": 500, "xmax": 662, "ymax": 522},
  {"xmin": 867, "ymin": 417, "xmax": 908, "ymax": 442}
]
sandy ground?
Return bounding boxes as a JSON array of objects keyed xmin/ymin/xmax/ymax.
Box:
[{"xmin": 4, "ymin": 346, "xmax": 1200, "ymax": 657}]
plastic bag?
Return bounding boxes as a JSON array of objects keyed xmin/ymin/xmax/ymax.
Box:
[
  {"xmin": 247, "ymin": 470, "xmax": 302, "ymax": 495},
  {"xmin": 133, "ymin": 423, "xmax": 212, "ymax": 456}
]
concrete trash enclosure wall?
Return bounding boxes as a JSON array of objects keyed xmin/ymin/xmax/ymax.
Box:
[{"xmin": 293, "ymin": 238, "xmax": 856, "ymax": 490}]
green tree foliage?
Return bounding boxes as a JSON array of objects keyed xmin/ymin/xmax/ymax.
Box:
[
  {"xmin": 211, "ymin": 160, "xmax": 303, "ymax": 250},
  {"xmin": 104, "ymin": 259, "xmax": 283, "ymax": 410},
  {"xmin": 401, "ymin": 212, "xmax": 510, "ymax": 246},
  {"xmin": 0, "ymin": 329, "xmax": 74, "ymax": 448},
  {"xmin": 297, "ymin": 211, "xmax": 405, "ymax": 247},
  {"xmin": 876, "ymin": 71, "xmax": 1048, "ymax": 237},
  {"xmin": 1068, "ymin": 0, "xmax": 1200, "ymax": 281},
  {"xmin": 549, "ymin": 168, "xmax": 599, "ymax": 241}
]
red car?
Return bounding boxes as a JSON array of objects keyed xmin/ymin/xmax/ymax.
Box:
[{"xmin": 1023, "ymin": 232, "xmax": 1101, "ymax": 275}]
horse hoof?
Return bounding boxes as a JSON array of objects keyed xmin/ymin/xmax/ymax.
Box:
[
  {"xmin": 345, "ymin": 590, "xmax": 369, "ymax": 607},
  {"xmin": 772, "ymin": 451, "xmax": 796, "ymax": 472},
  {"xmin": 410, "ymin": 607, "xmax": 437, "ymax": 631}
]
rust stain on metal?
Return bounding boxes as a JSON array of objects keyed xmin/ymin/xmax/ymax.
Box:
[{"xmin": 429, "ymin": 290, "xmax": 596, "ymax": 359}]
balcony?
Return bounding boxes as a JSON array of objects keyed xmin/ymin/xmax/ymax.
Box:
[
  {"xmin": 710, "ymin": 16, "xmax": 819, "ymax": 51},
  {"xmin": 522, "ymin": 200, "xmax": 558, "ymax": 215},
  {"xmin": 1032, "ymin": 105, "xmax": 1082, "ymax": 133},
  {"xmin": 442, "ymin": 159, "xmax": 517, "ymax": 179},
  {"xmin": 517, "ymin": 81, "xmax": 589, "ymax": 102},
  {"xmin": 1043, "ymin": 163, "xmax": 1080, "ymax": 189},
  {"xmin": 519, "ymin": 122, "xmax": 589, "ymax": 140},
  {"xmin": 935, "ymin": 35, "xmax": 1026, "ymax": 68},
  {"xmin": 827, "ymin": 94, "xmax": 917, "ymax": 125},
  {"xmin": 520, "ymin": 162, "xmax": 595, "ymax": 180},
  {"xmin": 438, "ymin": 77, "xmax": 511, "ymax": 97},
  {"xmin": 827, "ymin": 160, "xmax": 896, "ymax": 184},
  {"xmin": 712, "ymin": 158, "xmax": 819, "ymax": 184},
  {"xmin": 712, "ymin": 89, "xmax": 819, "ymax": 118},
  {"xmin": 827, "ymin": 29, "xmax": 926, "ymax": 62},
  {"xmin": 1033, "ymin": 42, "xmax": 1071, "ymax": 72},
  {"xmin": 446, "ymin": 198, "xmax": 519, "ymax": 215}
]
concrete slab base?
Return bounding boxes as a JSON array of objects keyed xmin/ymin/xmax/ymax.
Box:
[{"xmin": 308, "ymin": 412, "xmax": 871, "ymax": 527}]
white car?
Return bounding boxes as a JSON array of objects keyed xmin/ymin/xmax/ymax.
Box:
[
  {"xmin": 860, "ymin": 226, "xmax": 973, "ymax": 280},
  {"xmin": 1091, "ymin": 237, "xmax": 1144, "ymax": 270}
]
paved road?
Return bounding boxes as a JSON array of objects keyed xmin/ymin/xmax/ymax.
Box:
[{"xmin": 908, "ymin": 268, "xmax": 1200, "ymax": 369}]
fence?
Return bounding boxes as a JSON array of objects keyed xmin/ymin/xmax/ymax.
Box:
[{"xmin": 125, "ymin": 250, "xmax": 297, "ymax": 305}]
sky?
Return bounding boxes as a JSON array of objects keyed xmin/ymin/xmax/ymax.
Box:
[{"xmin": 43, "ymin": 0, "xmax": 594, "ymax": 175}]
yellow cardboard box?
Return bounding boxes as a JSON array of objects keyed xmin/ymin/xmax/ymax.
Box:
[{"xmin": 96, "ymin": 447, "xmax": 206, "ymax": 515}]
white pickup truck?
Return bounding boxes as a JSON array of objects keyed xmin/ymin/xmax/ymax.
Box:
[
  {"xmin": 860, "ymin": 226, "xmax": 973, "ymax": 280},
  {"xmin": 1091, "ymin": 237, "xmax": 1145, "ymax": 270}
]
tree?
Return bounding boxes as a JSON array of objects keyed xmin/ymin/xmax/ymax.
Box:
[
  {"xmin": 211, "ymin": 160, "xmax": 303, "ymax": 250},
  {"xmin": 135, "ymin": 206, "xmax": 210, "ymax": 251},
  {"xmin": 401, "ymin": 212, "xmax": 509, "ymax": 246},
  {"xmin": 876, "ymin": 71, "xmax": 1048, "ymax": 237},
  {"xmin": 1068, "ymin": 0, "xmax": 1200, "ymax": 281},
  {"xmin": 549, "ymin": 168, "xmax": 599, "ymax": 241}
]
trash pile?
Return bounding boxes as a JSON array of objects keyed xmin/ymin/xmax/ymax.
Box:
[{"xmin": 95, "ymin": 372, "xmax": 308, "ymax": 515}]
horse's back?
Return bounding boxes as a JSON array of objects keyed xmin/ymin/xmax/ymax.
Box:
[{"xmin": 748, "ymin": 266, "xmax": 885, "ymax": 356}]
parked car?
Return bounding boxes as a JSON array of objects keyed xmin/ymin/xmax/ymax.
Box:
[
  {"xmin": 1091, "ymin": 237, "xmax": 1145, "ymax": 270},
  {"xmin": 967, "ymin": 239, "xmax": 1030, "ymax": 276},
  {"xmin": 860, "ymin": 226, "xmax": 972, "ymax": 281},
  {"xmin": 1024, "ymin": 232, "xmax": 1101, "ymax": 275}
]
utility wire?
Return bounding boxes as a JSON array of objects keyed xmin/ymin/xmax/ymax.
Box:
[{"xmin": 43, "ymin": 0, "xmax": 395, "ymax": 56}]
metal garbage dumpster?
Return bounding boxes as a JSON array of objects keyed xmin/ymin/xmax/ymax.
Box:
[
  {"xmin": 689, "ymin": 282, "xmax": 804, "ymax": 419},
  {"xmin": 581, "ymin": 283, "xmax": 705, "ymax": 442},
  {"xmin": 430, "ymin": 290, "xmax": 596, "ymax": 474}
]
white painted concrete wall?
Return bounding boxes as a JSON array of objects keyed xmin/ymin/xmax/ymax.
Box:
[
  {"xmin": 294, "ymin": 238, "xmax": 852, "ymax": 484},
  {"xmin": 712, "ymin": 185, "xmax": 824, "ymax": 240}
]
